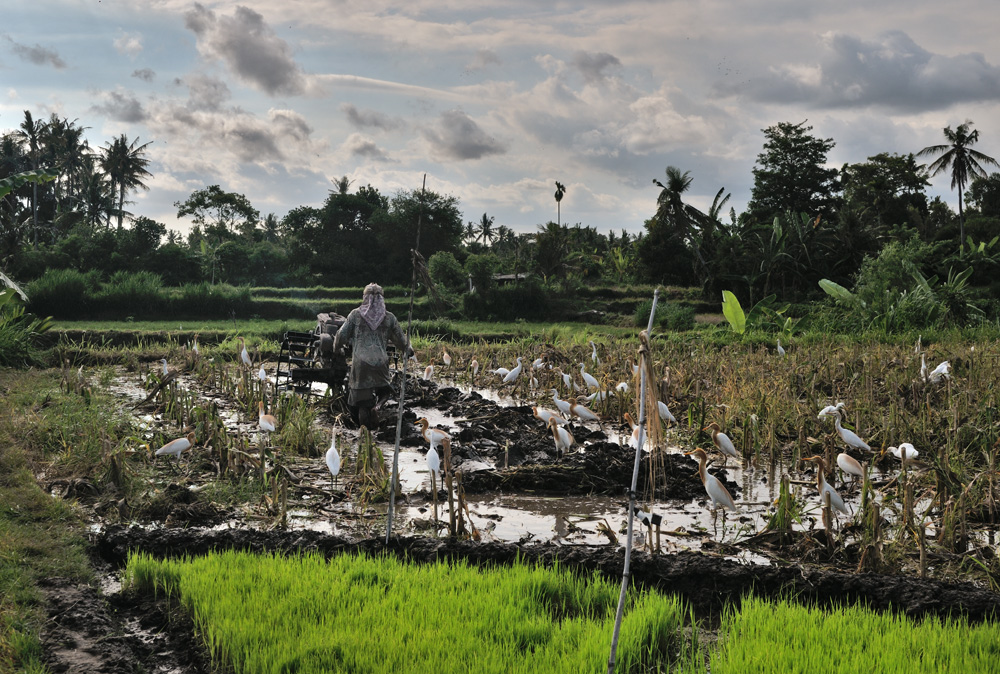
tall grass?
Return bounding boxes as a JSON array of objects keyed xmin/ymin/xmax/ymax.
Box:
[
  {"xmin": 126, "ymin": 550, "xmax": 700, "ymax": 674},
  {"xmin": 712, "ymin": 595, "xmax": 1000, "ymax": 673}
]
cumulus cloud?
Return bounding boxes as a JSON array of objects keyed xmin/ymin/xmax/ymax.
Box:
[
  {"xmin": 719, "ymin": 30, "xmax": 1000, "ymax": 112},
  {"xmin": 422, "ymin": 109, "xmax": 507, "ymax": 161},
  {"xmin": 4, "ymin": 36, "xmax": 66, "ymax": 68},
  {"xmin": 183, "ymin": 3, "xmax": 308, "ymax": 96},
  {"xmin": 91, "ymin": 89, "xmax": 148, "ymax": 123},
  {"xmin": 131, "ymin": 68, "xmax": 155, "ymax": 82},
  {"xmin": 184, "ymin": 74, "xmax": 232, "ymax": 111},
  {"xmin": 114, "ymin": 31, "xmax": 143, "ymax": 58},
  {"xmin": 572, "ymin": 51, "xmax": 622, "ymax": 86},
  {"xmin": 344, "ymin": 133, "xmax": 392, "ymax": 161},
  {"xmin": 342, "ymin": 103, "xmax": 404, "ymax": 131}
]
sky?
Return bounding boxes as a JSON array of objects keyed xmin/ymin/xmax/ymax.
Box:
[{"xmin": 3, "ymin": 0, "xmax": 1000, "ymax": 238}]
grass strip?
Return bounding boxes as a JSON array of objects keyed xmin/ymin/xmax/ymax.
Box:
[
  {"xmin": 126, "ymin": 550, "xmax": 702, "ymax": 673},
  {"xmin": 712, "ymin": 595, "xmax": 1000, "ymax": 674}
]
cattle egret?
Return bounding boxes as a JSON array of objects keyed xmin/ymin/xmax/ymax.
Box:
[
  {"xmin": 416, "ymin": 417, "xmax": 450, "ymax": 452},
  {"xmin": 547, "ymin": 417, "xmax": 575, "ymax": 460},
  {"xmin": 817, "ymin": 402, "xmax": 846, "ymax": 420},
  {"xmin": 830, "ymin": 410, "xmax": 870, "ymax": 451},
  {"xmin": 579, "ymin": 363, "xmax": 599, "ymax": 390},
  {"xmin": 155, "ymin": 431, "xmax": 195, "ymax": 471},
  {"xmin": 470, "ymin": 359, "xmax": 479, "ymax": 376},
  {"xmin": 684, "ymin": 448, "xmax": 738, "ymax": 512},
  {"xmin": 427, "ymin": 445, "xmax": 441, "ymax": 484},
  {"xmin": 704, "ymin": 422, "xmax": 740, "ymax": 463},
  {"xmin": 502, "ymin": 357, "xmax": 523, "ymax": 385},
  {"xmin": 588, "ymin": 340, "xmax": 601, "ymax": 366},
  {"xmin": 550, "ymin": 389, "xmax": 572, "ymax": 417},
  {"xmin": 442, "ymin": 348, "xmax": 452, "ymax": 368},
  {"xmin": 556, "ymin": 368, "xmax": 574, "ymax": 392},
  {"xmin": 657, "ymin": 400, "xmax": 676, "ymax": 424},
  {"xmin": 325, "ymin": 430, "xmax": 341, "ymax": 489},
  {"xmin": 777, "ymin": 338, "xmax": 786, "ymax": 357},
  {"xmin": 836, "ymin": 452, "xmax": 865, "ymax": 484},
  {"xmin": 569, "ymin": 397, "xmax": 600, "ymax": 424},
  {"xmin": 888, "ymin": 442, "xmax": 919, "ymax": 466},
  {"xmin": 533, "ymin": 407, "xmax": 568, "ymax": 427},
  {"xmin": 928, "ymin": 360, "xmax": 950, "ymax": 384},
  {"xmin": 492, "ymin": 366, "xmax": 510, "ymax": 377},
  {"xmin": 585, "ymin": 390, "xmax": 612, "ymax": 404},
  {"xmin": 258, "ymin": 366, "xmax": 267, "ymax": 382},
  {"xmin": 160, "ymin": 358, "xmax": 169, "ymax": 377},
  {"xmin": 532, "ymin": 357, "xmax": 545, "ymax": 370},
  {"xmin": 423, "ymin": 365, "xmax": 434, "ymax": 381},
  {"xmin": 803, "ymin": 455, "xmax": 850, "ymax": 515},
  {"xmin": 616, "ymin": 381, "xmax": 629, "ymax": 393},
  {"xmin": 623, "ymin": 412, "xmax": 641, "ymax": 450},
  {"xmin": 238, "ymin": 337, "xmax": 252, "ymax": 369},
  {"xmin": 258, "ymin": 400, "xmax": 278, "ymax": 433},
  {"xmin": 632, "ymin": 362, "xmax": 639, "ymax": 377},
  {"xmin": 192, "ymin": 335, "xmax": 200, "ymax": 356}
]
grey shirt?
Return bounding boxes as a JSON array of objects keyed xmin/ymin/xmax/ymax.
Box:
[{"xmin": 334, "ymin": 308, "xmax": 410, "ymax": 393}]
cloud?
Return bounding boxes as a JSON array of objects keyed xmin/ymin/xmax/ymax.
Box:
[
  {"xmin": 184, "ymin": 74, "xmax": 232, "ymax": 111},
  {"xmin": 466, "ymin": 49, "xmax": 501, "ymax": 72},
  {"xmin": 183, "ymin": 3, "xmax": 308, "ymax": 96},
  {"xmin": 344, "ymin": 133, "xmax": 392, "ymax": 161},
  {"xmin": 91, "ymin": 89, "xmax": 148, "ymax": 123},
  {"xmin": 421, "ymin": 109, "xmax": 507, "ymax": 161},
  {"xmin": 131, "ymin": 68, "xmax": 156, "ymax": 82},
  {"xmin": 113, "ymin": 31, "xmax": 143, "ymax": 58},
  {"xmin": 572, "ymin": 51, "xmax": 622, "ymax": 86},
  {"xmin": 720, "ymin": 30, "xmax": 1000, "ymax": 112},
  {"xmin": 342, "ymin": 103, "xmax": 404, "ymax": 131},
  {"xmin": 4, "ymin": 36, "xmax": 66, "ymax": 69}
]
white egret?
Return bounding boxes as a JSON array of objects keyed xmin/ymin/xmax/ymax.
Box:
[
  {"xmin": 258, "ymin": 366, "xmax": 267, "ymax": 382},
  {"xmin": 442, "ymin": 348, "xmax": 452, "ymax": 368},
  {"xmin": 325, "ymin": 429, "xmax": 341, "ymax": 489},
  {"xmin": 657, "ymin": 400, "xmax": 676, "ymax": 424},
  {"xmin": 547, "ymin": 417, "xmax": 575, "ymax": 460},
  {"xmin": 830, "ymin": 410, "xmax": 870, "ymax": 452},
  {"xmin": 491, "ymin": 366, "xmax": 510, "ymax": 377},
  {"xmin": 803, "ymin": 455, "xmax": 850, "ymax": 515},
  {"xmin": 777, "ymin": 338, "xmax": 786, "ymax": 357},
  {"xmin": 556, "ymin": 368, "xmax": 574, "ymax": 392},
  {"xmin": 588, "ymin": 340, "xmax": 601, "ymax": 366},
  {"xmin": 616, "ymin": 381, "xmax": 629, "ymax": 393},
  {"xmin": 579, "ymin": 362, "xmax": 599, "ymax": 390},
  {"xmin": 684, "ymin": 448, "xmax": 738, "ymax": 512},
  {"xmin": 470, "ymin": 359, "xmax": 479, "ymax": 382},
  {"xmin": 155, "ymin": 431, "xmax": 195, "ymax": 470},
  {"xmin": 502, "ymin": 357, "xmax": 523, "ymax": 385},
  {"xmin": 426, "ymin": 445, "xmax": 441, "ymax": 485},
  {"xmin": 704, "ymin": 422, "xmax": 740, "ymax": 463},
  {"xmin": 550, "ymin": 389, "xmax": 572, "ymax": 417},
  {"xmin": 532, "ymin": 357, "xmax": 545, "ymax": 370},
  {"xmin": 416, "ymin": 417, "xmax": 450, "ymax": 452},
  {"xmin": 928, "ymin": 360, "xmax": 950, "ymax": 384},
  {"xmin": 423, "ymin": 365, "xmax": 434, "ymax": 381},
  {"xmin": 817, "ymin": 401, "xmax": 846, "ymax": 420},
  {"xmin": 238, "ymin": 337, "xmax": 252, "ymax": 369},
  {"xmin": 192, "ymin": 335, "xmax": 200, "ymax": 357},
  {"xmin": 569, "ymin": 397, "xmax": 600, "ymax": 424},
  {"xmin": 888, "ymin": 442, "xmax": 919, "ymax": 466},
  {"xmin": 533, "ymin": 407, "xmax": 568, "ymax": 427},
  {"xmin": 160, "ymin": 358, "xmax": 169, "ymax": 377},
  {"xmin": 586, "ymin": 390, "xmax": 612, "ymax": 404},
  {"xmin": 258, "ymin": 401, "xmax": 278, "ymax": 434}
]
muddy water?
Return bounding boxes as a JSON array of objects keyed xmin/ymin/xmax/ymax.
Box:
[{"xmin": 104, "ymin": 365, "xmax": 951, "ymax": 562}]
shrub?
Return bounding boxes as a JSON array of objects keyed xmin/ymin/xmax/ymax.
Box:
[
  {"xmin": 634, "ymin": 299, "xmax": 696, "ymax": 331},
  {"xmin": 98, "ymin": 270, "xmax": 164, "ymax": 318},
  {"xmin": 428, "ymin": 251, "xmax": 467, "ymax": 292},
  {"xmin": 27, "ymin": 268, "xmax": 100, "ymax": 319},
  {"xmin": 175, "ymin": 283, "xmax": 253, "ymax": 318},
  {"xmin": 462, "ymin": 277, "xmax": 550, "ymax": 321}
]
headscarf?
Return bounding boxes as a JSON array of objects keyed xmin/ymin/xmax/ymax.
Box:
[{"xmin": 359, "ymin": 283, "xmax": 386, "ymax": 330}]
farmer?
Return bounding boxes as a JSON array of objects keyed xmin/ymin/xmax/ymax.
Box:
[{"xmin": 334, "ymin": 283, "xmax": 413, "ymax": 427}]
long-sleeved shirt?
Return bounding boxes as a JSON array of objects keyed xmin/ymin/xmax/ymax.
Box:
[{"xmin": 333, "ymin": 308, "xmax": 410, "ymax": 393}]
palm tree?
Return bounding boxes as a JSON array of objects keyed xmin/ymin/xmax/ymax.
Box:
[
  {"xmin": 16, "ymin": 111, "xmax": 45, "ymax": 248},
  {"xmin": 101, "ymin": 134, "xmax": 152, "ymax": 230},
  {"xmin": 918, "ymin": 120, "xmax": 999, "ymax": 253},
  {"xmin": 463, "ymin": 220, "xmax": 477, "ymax": 244},
  {"xmin": 476, "ymin": 212, "xmax": 495, "ymax": 246},
  {"xmin": 652, "ymin": 166, "xmax": 707, "ymax": 269},
  {"xmin": 554, "ymin": 181, "xmax": 566, "ymax": 226},
  {"xmin": 331, "ymin": 175, "xmax": 353, "ymax": 195}
]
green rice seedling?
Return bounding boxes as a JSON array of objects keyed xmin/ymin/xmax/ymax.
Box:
[
  {"xmin": 274, "ymin": 394, "xmax": 324, "ymax": 456},
  {"xmin": 125, "ymin": 550, "xmax": 702, "ymax": 674},
  {"xmin": 712, "ymin": 594, "xmax": 1000, "ymax": 674}
]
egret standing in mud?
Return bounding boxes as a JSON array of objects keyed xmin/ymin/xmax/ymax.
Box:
[
  {"xmin": 657, "ymin": 400, "xmax": 676, "ymax": 425},
  {"xmin": 623, "ymin": 412, "xmax": 641, "ymax": 450},
  {"xmin": 469, "ymin": 358, "xmax": 479, "ymax": 384},
  {"xmin": 588, "ymin": 340, "xmax": 601, "ymax": 366},
  {"xmin": 550, "ymin": 389, "xmax": 572, "ymax": 417},
  {"xmin": 569, "ymin": 397, "xmax": 601, "ymax": 427},
  {"xmin": 547, "ymin": 417, "xmax": 575, "ymax": 461},
  {"xmin": 502, "ymin": 357, "xmax": 523, "ymax": 387},
  {"xmin": 258, "ymin": 400, "xmax": 278, "ymax": 446},
  {"xmin": 684, "ymin": 448, "xmax": 738, "ymax": 514},
  {"xmin": 579, "ymin": 362, "xmax": 599, "ymax": 391},
  {"xmin": 802, "ymin": 455, "xmax": 850, "ymax": 516},
  {"xmin": 325, "ymin": 429, "xmax": 341, "ymax": 490},
  {"xmin": 155, "ymin": 431, "xmax": 196, "ymax": 472},
  {"xmin": 238, "ymin": 337, "xmax": 252, "ymax": 369},
  {"xmin": 704, "ymin": 422, "xmax": 740, "ymax": 465},
  {"xmin": 887, "ymin": 443, "xmax": 920, "ymax": 467},
  {"xmin": 533, "ymin": 406, "xmax": 567, "ymax": 427},
  {"xmin": 442, "ymin": 348, "xmax": 452, "ymax": 369},
  {"xmin": 423, "ymin": 364, "xmax": 434, "ymax": 381}
]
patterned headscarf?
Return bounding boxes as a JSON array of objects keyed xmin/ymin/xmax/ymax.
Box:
[{"xmin": 359, "ymin": 283, "xmax": 386, "ymax": 330}]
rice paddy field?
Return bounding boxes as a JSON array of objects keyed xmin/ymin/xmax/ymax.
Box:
[{"xmin": 4, "ymin": 311, "xmax": 1000, "ymax": 672}]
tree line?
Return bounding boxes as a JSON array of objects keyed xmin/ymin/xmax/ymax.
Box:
[{"xmin": 2, "ymin": 111, "xmax": 999, "ymax": 319}]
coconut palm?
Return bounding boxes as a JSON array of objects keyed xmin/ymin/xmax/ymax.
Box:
[
  {"xmin": 554, "ymin": 181, "xmax": 566, "ymax": 226},
  {"xmin": 101, "ymin": 134, "xmax": 152, "ymax": 230},
  {"xmin": 918, "ymin": 121, "xmax": 999, "ymax": 253},
  {"xmin": 476, "ymin": 212, "xmax": 495, "ymax": 246},
  {"xmin": 652, "ymin": 166, "xmax": 708, "ymax": 269},
  {"xmin": 15, "ymin": 111, "xmax": 45, "ymax": 248}
]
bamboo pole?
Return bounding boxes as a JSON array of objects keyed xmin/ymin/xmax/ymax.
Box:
[
  {"xmin": 607, "ymin": 289, "xmax": 658, "ymax": 674},
  {"xmin": 386, "ymin": 174, "xmax": 425, "ymax": 544}
]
